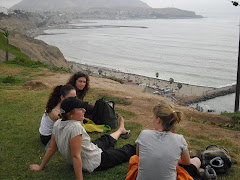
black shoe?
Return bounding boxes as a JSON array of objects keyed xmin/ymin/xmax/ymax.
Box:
[{"xmin": 198, "ymin": 165, "xmax": 217, "ymax": 180}]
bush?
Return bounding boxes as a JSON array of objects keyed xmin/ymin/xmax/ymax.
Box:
[
  {"xmin": 49, "ymin": 66, "xmax": 71, "ymax": 73},
  {"xmin": 5, "ymin": 57, "xmax": 48, "ymax": 68},
  {"xmin": 221, "ymin": 111, "xmax": 240, "ymax": 121},
  {"xmin": 2, "ymin": 75, "xmax": 16, "ymax": 84},
  {"xmin": 4, "ymin": 58, "xmax": 71, "ymax": 73}
]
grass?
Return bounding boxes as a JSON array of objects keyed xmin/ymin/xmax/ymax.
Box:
[
  {"xmin": 0, "ymin": 78, "xmax": 141, "ymax": 179},
  {"xmin": 222, "ymin": 111, "xmax": 240, "ymax": 121},
  {"xmin": 187, "ymin": 116, "xmax": 240, "ymax": 131},
  {"xmin": 0, "ymin": 32, "xmax": 71, "ymax": 73},
  {"xmin": 98, "ymin": 93, "xmax": 131, "ymax": 105},
  {"xmin": 4, "ymin": 57, "xmax": 71, "ymax": 73},
  {"xmin": 1, "ymin": 62, "xmax": 240, "ymax": 179},
  {"xmin": 0, "ymin": 33, "xmax": 31, "ymax": 61}
]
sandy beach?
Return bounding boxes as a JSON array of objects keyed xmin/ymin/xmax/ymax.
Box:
[{"xmin": 68, "ymin": 61, "xmax": 236, "ymax": 105}]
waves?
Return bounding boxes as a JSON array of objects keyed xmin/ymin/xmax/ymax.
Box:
[{"xmin": 36, "ymin": 18, "xmax": 239, "ymax": 88}]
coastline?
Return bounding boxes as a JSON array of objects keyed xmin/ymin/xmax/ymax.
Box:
[
  {"xmin": 67, "ymin": 61, "xmax": 236, "ymax": 105},
  {"xmin": 32, "ymin": 21, "xmax": 236, "ymax": 107}
]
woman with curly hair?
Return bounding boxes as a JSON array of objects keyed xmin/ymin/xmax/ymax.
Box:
[
  {"xmin": 30, "ymin": 97, "xmax": 135, "ymax": 180},
  {"xmin": 66, "ymin": 71, "xmax": 94, "ymax": 119},
  {"xmin": 66, "ymin": 71, "xmax": 89, "ymax": 100},
  {"xmin": 39, "ymin": 85, "xmax": 76, "ymax": 146}
]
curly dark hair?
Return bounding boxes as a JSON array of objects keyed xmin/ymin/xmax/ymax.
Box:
[
  {"xmin": 45, "ymin": 85, "xmax": 75, "ymax": 113},
  {"xmin": 66, "ymin": 71, "xmax": 89, "ymax": 100}
]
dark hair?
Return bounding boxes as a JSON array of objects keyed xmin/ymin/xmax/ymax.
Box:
[
  {"xmin": 59, "ymin": 109, "xmax": 73, "ymax": 121},
  {"xmin": 153, "ymin": 101, "xmax": 182, "ymax": 132},
  {"xmin": 45, "ymin": 85, "xmax": 75, "ymax": 113},
  {"xmin": 66, "ymin": 71, "xmax": 89, "ymax": 100},
  {"xmin": 59, "ymin": 97, "xmax": 88, "ymax": 121},
  {"xmin": 60, "ymin": 109, "xmax": 75, "ymax": 121}
]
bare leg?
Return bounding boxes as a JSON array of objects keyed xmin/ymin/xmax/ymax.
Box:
[{"xmin": 110, "ymin": 116, "xmax": 127, "ymax": 140}]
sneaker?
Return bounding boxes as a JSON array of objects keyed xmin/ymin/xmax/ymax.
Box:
[{"xmin": 198, "ymin": 165, "xmax": 217, "ymax": 180}]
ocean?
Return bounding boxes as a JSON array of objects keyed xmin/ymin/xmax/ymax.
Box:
[{"xmin": 36, "ymin": 15, "xmax": 240, "ymax": 113}]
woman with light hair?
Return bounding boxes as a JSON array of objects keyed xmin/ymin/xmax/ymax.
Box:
[{"xmin": 135, "ymin": 101, "xmax": 201, "ymax": 180}]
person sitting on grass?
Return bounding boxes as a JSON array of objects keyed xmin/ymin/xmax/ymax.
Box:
[
  {"xmin": 39, "ymin": 85, "xmax": 76, "ymax": 146},
  {"xmin": 30, "ymin": 97, "xmax": 135, "ymax": 180},
  {"xmin": 66, "ymin": 71, "xmax": 94, "ymax": 119},
  {"xmin": 134, "ymin": 101, "xmax": 201, "ymax": 180}
]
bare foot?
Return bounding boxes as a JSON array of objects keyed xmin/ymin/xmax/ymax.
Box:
[
  {"xmin": 118, "ymin": 116, "xmax": 126, "ymax": 133},
  {"xmin": 110, "ymin": 116, "xmax": 130, "ymax": 140}
]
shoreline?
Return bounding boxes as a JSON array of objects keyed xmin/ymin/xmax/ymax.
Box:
[
  {"xmin": 67, "ymin": 61, "xmax": 236, "ymax": 105},
  {"xmin": 32, "ymin": 22, "xmax": 236, "ymax": 106}
]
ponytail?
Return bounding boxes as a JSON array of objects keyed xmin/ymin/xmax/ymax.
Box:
[{"xmin": 153, "ymin": 102, "xmax": 182, "ymax": 132}]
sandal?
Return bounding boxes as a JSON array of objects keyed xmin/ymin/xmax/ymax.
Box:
[{"xmin": 120, "ymin": 130, "xmax": 131, "ymax": 139}]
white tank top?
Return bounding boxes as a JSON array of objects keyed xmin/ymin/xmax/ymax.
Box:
[{"xmin": 39, "ymin": 110, "xmax": 59, "ymax": 136}]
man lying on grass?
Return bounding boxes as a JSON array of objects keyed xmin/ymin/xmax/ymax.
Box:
[{"xmin": 30, "ymin": 97, "xmax": 135, "ymax": 180}]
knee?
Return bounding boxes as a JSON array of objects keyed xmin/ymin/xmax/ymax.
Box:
[{"xmin": 190, "ymin": 157, "xmax": 201, "ymax": 169}]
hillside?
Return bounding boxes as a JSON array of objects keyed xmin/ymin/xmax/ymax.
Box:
[
  {"xmin": 12, "ymin": 0, "xmax": 150, "ymax": 11},
  {"xmin": 35, "ymin": 71, "xmax": 240, "ymax": 143},
  {"xmin": 2, "ymin": 62, "xmax": 239, "ymax": 166},
  {"xmin": 0, "ymin": 44, "xmax": 239, "ymax": 179},
  {"xmin": 11, "ymin": 0, "xmax": 202, "ymax": 19},
  {"xmin": 0, "ymin": 12, "xmax": 69, "ymax": 68}
]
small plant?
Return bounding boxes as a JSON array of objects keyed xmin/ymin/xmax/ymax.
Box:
[
  {"xmin": 2, "ymin": 29, "xmax": 9, "ymax": 61},
  {"xmin": 49, "ymin": 66, "xmax": 71, "ymax": 73},
  {"xmin": 2, "ymin": 75, "xmax": 16, "ymax": 84}
]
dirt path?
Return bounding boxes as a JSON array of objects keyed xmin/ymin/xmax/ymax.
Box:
[{"xmin": 34, "ymin": 72, "xmax": 240, "ymax": 147}]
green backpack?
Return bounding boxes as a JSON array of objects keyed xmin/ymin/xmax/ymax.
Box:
[{"xmin": 201, "ymin": 145, "xmax": 232, "ymax": 174}]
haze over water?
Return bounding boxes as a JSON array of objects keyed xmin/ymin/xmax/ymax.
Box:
[{"xmin": 36, "ymin": 15, "xmax": 240, "ymax": 112}]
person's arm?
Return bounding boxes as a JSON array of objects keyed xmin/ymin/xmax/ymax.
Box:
[
  {"xmin": 48, "ymin": 110, "xmax": 60, "ymax": 121},
  {"xmin": 29, "ymin": 134, "xmax": 57, "ymax": 171},
  {"xmin": 178, "ymin": 147, "xmax": 190, "ymax": 165},
  {"xmin": 70, "ymin": 135, "xmax": 83, "ymax": 180},
  {"xmin": 136, "ymin": 144, "xmax": 139, "ymax": 156}
]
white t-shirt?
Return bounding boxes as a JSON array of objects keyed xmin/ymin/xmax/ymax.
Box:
[
  {"xmin": 53, "ymin": 119, "xmax": 102, "ymax": 172},
  {"xmin": 136, "ymin": 130, "xmax": 188, "ymax": 180},
  {"xmin": 39, "ymin": 112, "xmax": 55, "ymax": 136}
]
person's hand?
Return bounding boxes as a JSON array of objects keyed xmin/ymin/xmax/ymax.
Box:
[{"xmin": 29, "ymin": 164, "xmax": 42, "ymax": 171}]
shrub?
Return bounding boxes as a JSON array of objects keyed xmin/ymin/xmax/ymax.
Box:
[
  {"xmin": 5, "ymin": 57, "xmax": 48, "ymax": 68},
  {"xmin": 2, "ymin": 75, "xmax": 16, "ymax": 84},
  {"xmin": 49, "ymin": 66, "xmax": 71, "ymax": 73},
  {"xmin": 221, "ymin": 111, "xmax": 240, "ymax": 121}
]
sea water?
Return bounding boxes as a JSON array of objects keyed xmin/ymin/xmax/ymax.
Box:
[{"xmin": 36, "ymin": 15, "xmax": 240, "ymax": 112}]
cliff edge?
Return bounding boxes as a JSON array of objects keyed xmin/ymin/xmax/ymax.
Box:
[{"xmin": 0, "ymin": 12, "xmax": 69, "ymax": 68}]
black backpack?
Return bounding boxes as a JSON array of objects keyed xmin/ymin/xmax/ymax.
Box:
[
  {"xmin": 92, "ymin": 98, "xmax": 118, "ymax": 129},
  {"xmin": 201, "ymin": 145, "xmax": 232, "ymax": 174}
]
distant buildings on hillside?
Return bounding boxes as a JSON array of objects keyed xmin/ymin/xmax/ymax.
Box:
[{"xmin": 0, "ymin": 6, "xmax": 8, "ymax": 15}]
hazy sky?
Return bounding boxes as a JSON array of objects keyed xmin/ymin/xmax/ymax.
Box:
[{"xmin": 0, "ymin": 0, "xmax": 239, "ymax": 15}]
